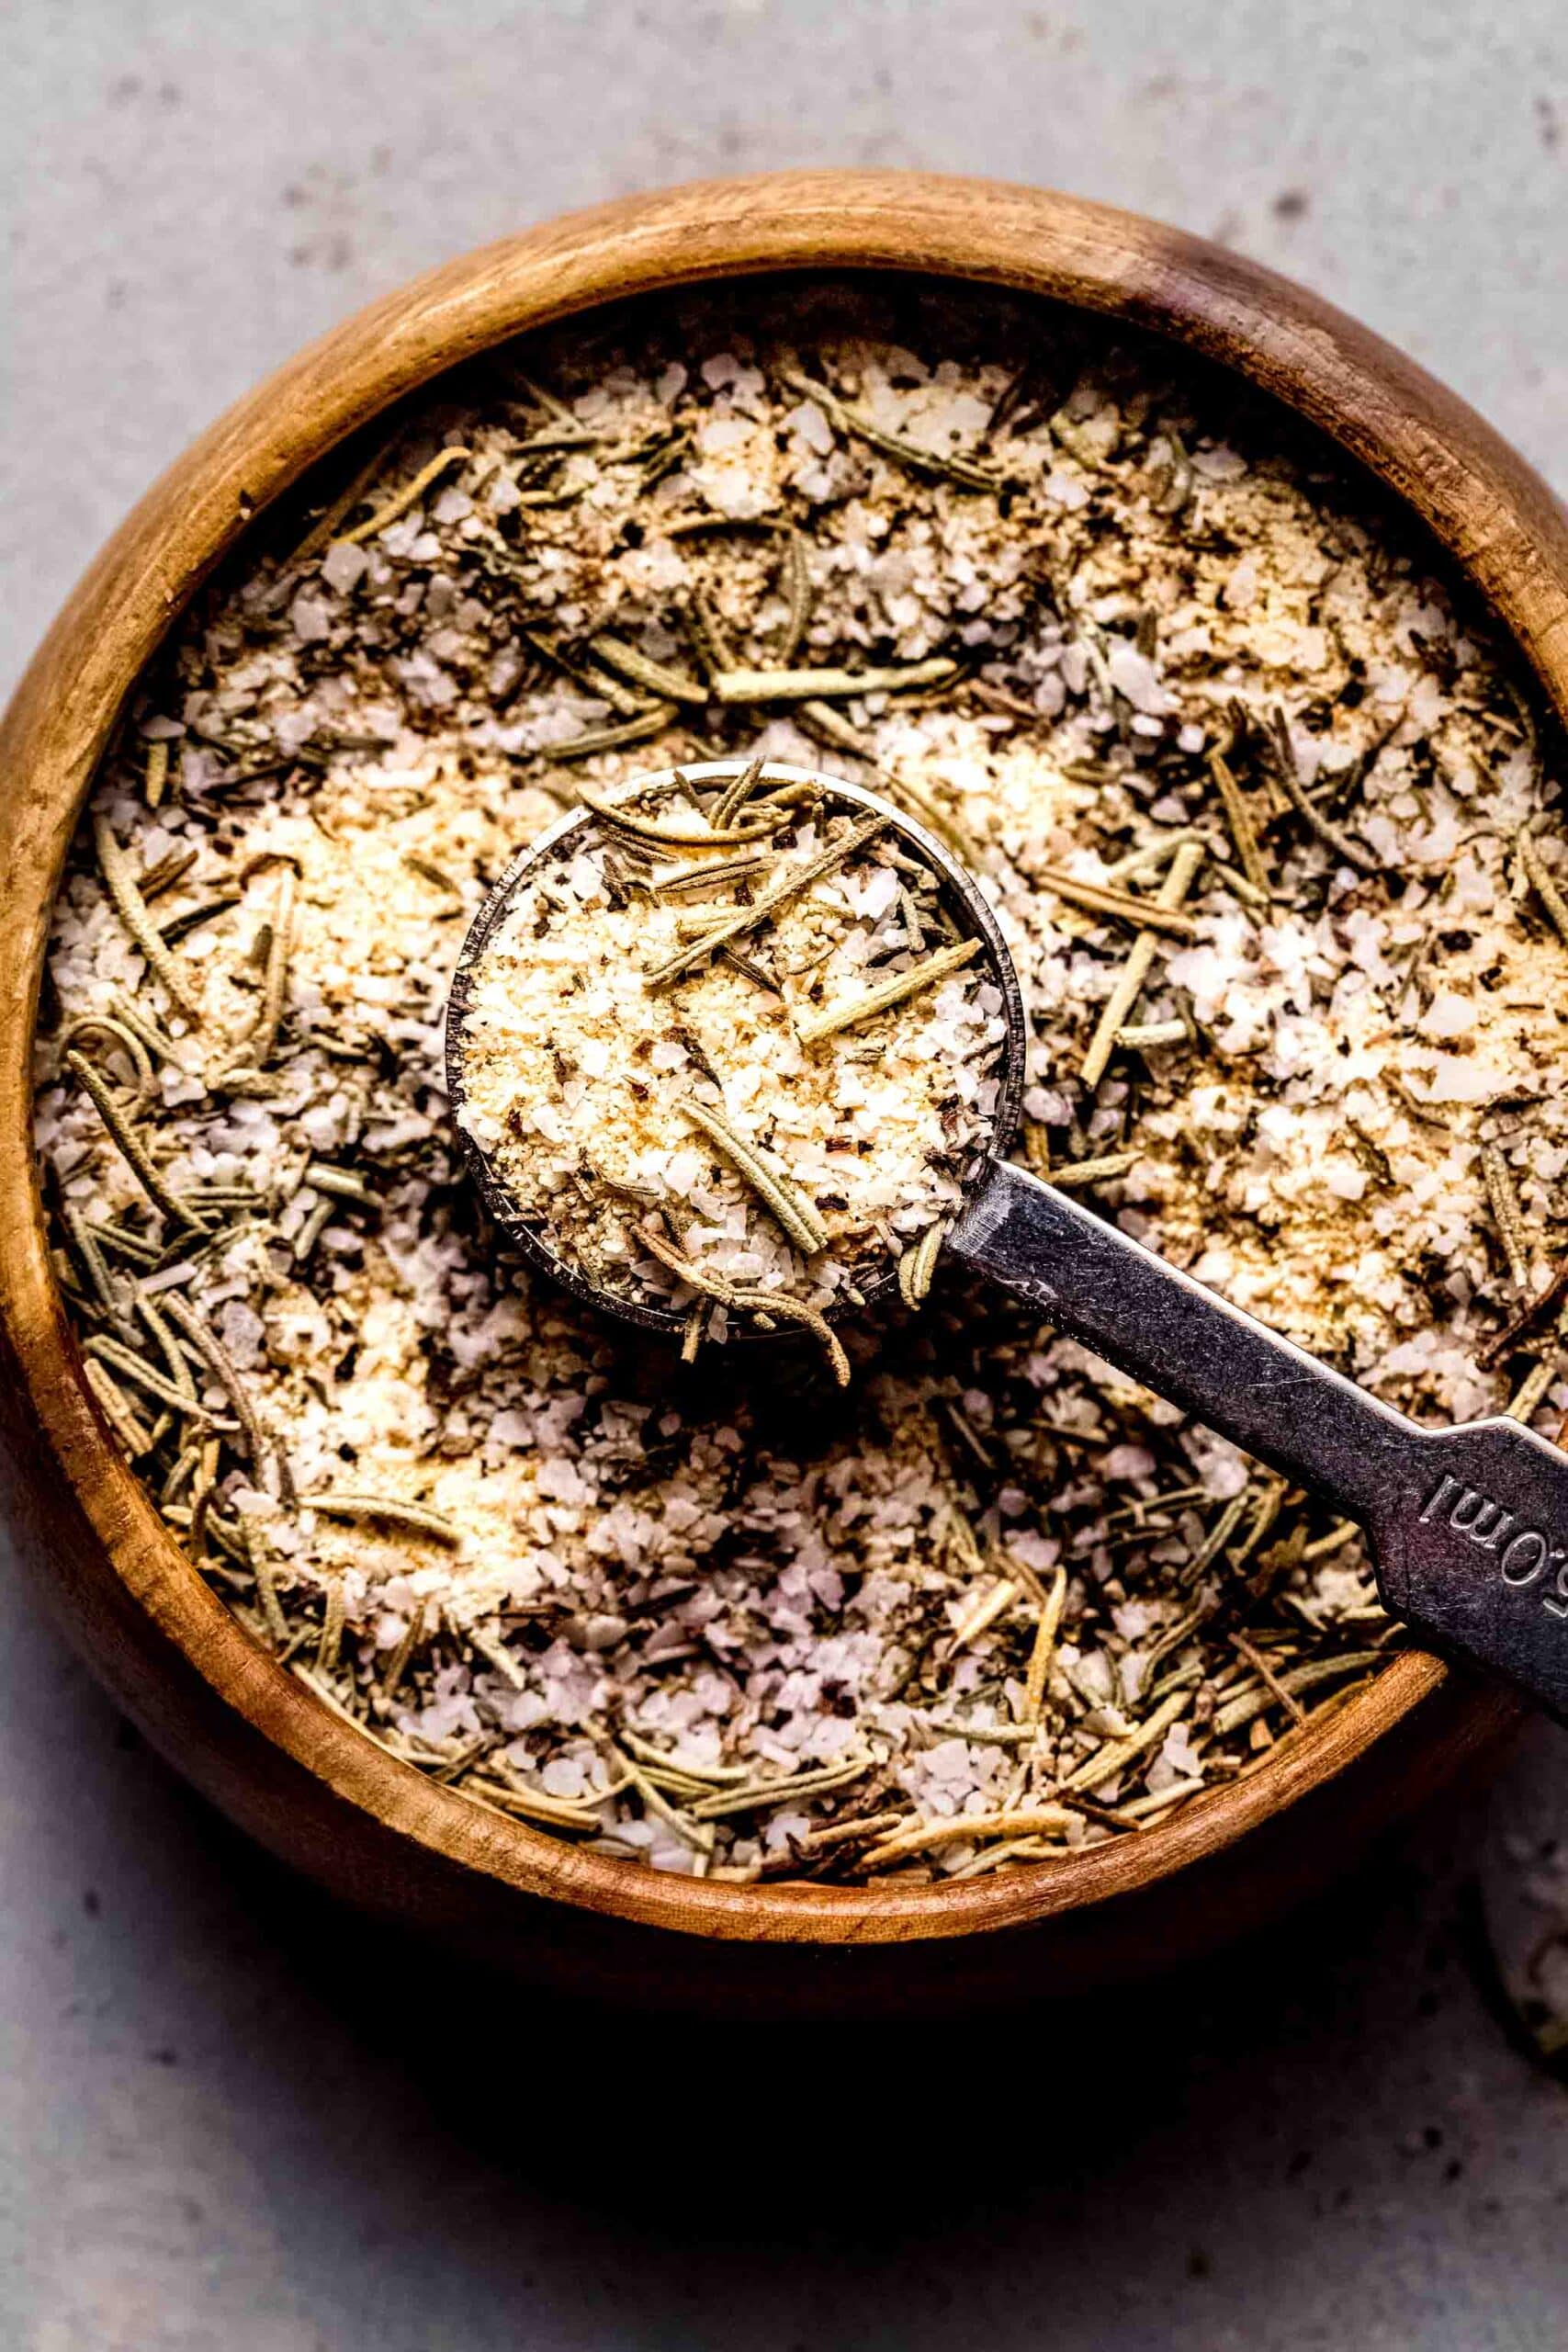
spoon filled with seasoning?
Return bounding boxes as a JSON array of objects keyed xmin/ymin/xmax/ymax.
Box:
[{"xmin": 446, "ymin": 756, "xmax": 1568, "ymax": 1723}]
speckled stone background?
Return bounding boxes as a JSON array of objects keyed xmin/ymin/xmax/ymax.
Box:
[{"xmin": 3, "ymin": 6, "xmax": 1567, "ymax": 2346}]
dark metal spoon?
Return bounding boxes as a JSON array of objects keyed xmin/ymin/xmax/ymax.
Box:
[{"xmin": 447, "ymin": 759, "xmax": 1568, "ymax": 1721}]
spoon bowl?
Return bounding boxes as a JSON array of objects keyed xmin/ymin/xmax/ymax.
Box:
[{"xmin": 444, "ymin": 757, "xmax": 1029, "ymax": 1337}]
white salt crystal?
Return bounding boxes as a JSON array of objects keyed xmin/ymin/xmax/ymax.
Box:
[
  {"xmin": 321, "ymin": 540, "xmax": 369, "ymax": 594},
  {"xmin": 288, "ymin": 595, "xmax": 333, "ymax": 643}
]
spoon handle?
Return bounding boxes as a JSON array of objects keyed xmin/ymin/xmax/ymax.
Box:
[{"xmin": 950, "ymin": 1159, "xmax": 1568, "ymax": 1720}]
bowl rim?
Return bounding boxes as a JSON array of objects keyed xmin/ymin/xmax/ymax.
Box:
[{"xmin": 1, "ymin": 169, "xmax": 1557, "ymax": 1950}]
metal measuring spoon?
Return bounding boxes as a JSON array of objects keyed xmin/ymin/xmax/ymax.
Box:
[{"xmin": 447, "ymin": 761, "xmax": 1568, "ymax": 1721}]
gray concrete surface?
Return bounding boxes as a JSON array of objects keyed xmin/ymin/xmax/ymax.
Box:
[{"xmin": 3, "ymin": 5, "xmax": 1567, "ymax": 2346}]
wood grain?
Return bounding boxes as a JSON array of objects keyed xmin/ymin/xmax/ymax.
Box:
[{"xmin": 0, "ymin": 173, "xmax": 1553, "ymax": 2012}]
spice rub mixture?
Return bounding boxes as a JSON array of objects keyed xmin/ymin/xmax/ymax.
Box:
[
  {"xmin": 451, "ymin": 760, "xmax": 1005, "ymax": 1353},
  {"xmin": 34, "ymin": 276, "xmax": 1568, "ymax": 1884}
]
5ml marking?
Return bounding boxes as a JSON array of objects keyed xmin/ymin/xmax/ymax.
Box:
[{"xmin": 1420, "ymin": 1473, "xmax": 1568, "ymax": 1618}]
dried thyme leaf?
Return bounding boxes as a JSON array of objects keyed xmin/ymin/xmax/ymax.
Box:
[
  {"xmin": 1058, "ymin": 1688, "xmax": 1192, "ymax": 1794},
  {"xmin": 1518, "ymin": 828, "xmax": 1568, "ymax": 945},
  {"xmin": 64, "ymin": 1050, "xmax": 209, "ymax": 1233},
  {"xmin": 648, "ymin": 848, "xmax": 768, "ymax": 899},
  {"xmin": 306, "ymin": 1492, "xmax": 462, "ymax": 1544},
  {"xmin": 727, "ymin": 1287, "xmax": 851, "ymax": 1387},
  {"xmin": 777, "ymin": 526, "xmax": 810, "ymax": 664},
  {"xmin": 93, "ymin": 815, "xmax": 200, "ymax": 1016},
  {"xmin": 897, "ymin": 1218, "xmax": 948, "ymax": 1308},
  {"xmin": 778, "ymin": 368, "xmax": 1002, "ymax": 491},
  {"xmin": 540, "ymin": 707, "xmax": 674, "ymax": 763},
  {"xmin": 1117, "ymin": 1019, "xmax": 1188, "ymax": 1050},
  {"xmin": 589, "ymin": 633, "xmax": 708, "ymax": 707},
  {"xmin": 688, "ymin": 1752, "xmax": 880, "ymax": 1821},
  {"xmin": 336, "ymin": 445, "xmax": 470, "ymax": 547},
  {"xmin": 643, "ymin": 813, "xmax": 886, "ymax": 986},
  {"xmin": 1506, "ymin": 1355, "xmax": 1559, "ymax": 1424},
  {"xmin": 1036, "ymin": 865, "xmax": 1199, "ymax": 941},
  {"xmin": 379, "ymin": 1600, "xmax": 428, "ymax": 1700},
  {"xmin": 516, "ymin": 627, "xmax": 649, "ymax": 718},
  {"xmin": 676, "ymin": 1096, "xmax": 828, "ymax": 1254},
  {"xmin": 400, "ymin": 852, "xmax": 464, "ymax": 900},
  {"xmin": 1478, "ymin": 1263, "xmax": 1568, "ymax": 1368},
  {"xmin": 861, "ymin": 1804, "xmax": 1077, "ymax": 1870},
  {"xmin": 162, "ymin": 1294, "xmax": 276, "ymax": 1490},
  {"xmin": 635, "ymin": 1219, "xmax": 741, "ymax": 1306},
  {"xmin": 289, "ymin": 427, "xmax": 406, "ymax": 563},
  {"xmin": 796, "ymin": 937, "xmax": 980, "ymax": 1045},
  {"xmin": 57, "ymin": 1013, "xmax": 155, "ymax": 1104},
  {"xmin": 82, "ymin": 1335, "xmax": 214, "ymax": 1420},
  {"xmin": 1047, "ymin": 1149, "xmax": 1139, "ymax": 1190},
  {"xmin": 316, "ymin": 1578, "xmax": 345, "ymax": 1674},
  {"xmin": 469, "ymin": 1625, "xmax": 529, "ymax": 1690},
  {"xmin": 1265, "ymin": 707, "xmax": 1380, "ymax": 874},
  {"xmin": 245, "ymin": 861, "xmax": 297, "ymax": 1069},
  {"xmin": 709, "ymin": 753, "xmax": 768, "ymax": 833},
  {"xmin": 1207, "ymin": 748, "xmax": 1271, "ymax": 894},
  {"xmin": 1079, "ymin": 842, "xmax": 1206, "ymax": 1090},
  {"xmin": 61, "ymin": 1203, "xmax": 124, "ymax": 1322},
  {"xmin": 576, "ymin": 779, "xmax": 796, "ymax": 849},
  {"xmin": 712, "ymin": 657, "xmax": 959, "ymax": 706},
  {"xmin": 1211, "ymin": 1651, "xmax": 1382, "ymax": 1739},
  {"xmin": 83, "ymin": 1357, "xmax": 154, "ymax": 1455},
  {"xmin": 1025, "ymin": 1565, "xmax": 1069, "ymax": 1723}
]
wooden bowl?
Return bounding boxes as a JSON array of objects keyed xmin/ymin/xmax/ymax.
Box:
[{"xmin": 3, "ymin": 173, "xmax": 1559, "ymax": 2016}]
